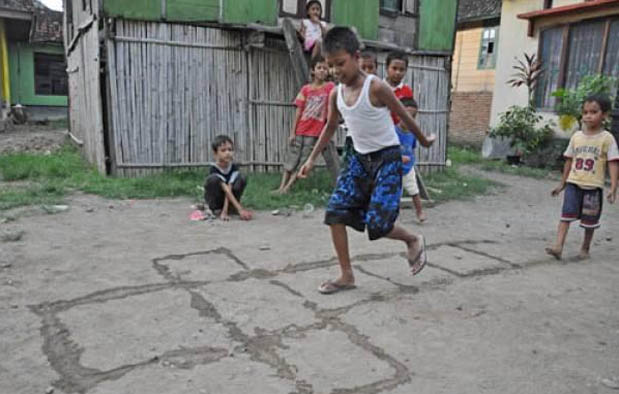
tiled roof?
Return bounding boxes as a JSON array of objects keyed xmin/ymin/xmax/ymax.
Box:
[
  {"xmin": 31, "ymin": 0, "xmax": 63, "ymax": 43},
  {"xmin": 0, "ymin": 0, "xmax": 33, "ymax": 12},
  {"xmin": 458, "ymin": 0, "xmax": 502, "ymax": 23}
]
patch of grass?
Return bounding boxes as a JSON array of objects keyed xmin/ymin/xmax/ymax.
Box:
[
  {"xmin": 448, "ymin": 145, "xmax": 557, "ymax": 180},
  {"xmin": 0, "ymin": 143, "xmax": 507, "ymax": 211},
  {"xmin": 243, "ymin": 170, "xmax": 333, "ymax": 211},
  {"xmin": 0, "ymin": 183, "xmax": 65, "ymax": 210},
  {"xmin": 423, "ymin": 167, "xmax": 501, "ymax": 203}
]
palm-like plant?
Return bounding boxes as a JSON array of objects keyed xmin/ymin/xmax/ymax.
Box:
[{"xmin": 507, "ymin": 53, "xmax": 543, "ymax": 107}]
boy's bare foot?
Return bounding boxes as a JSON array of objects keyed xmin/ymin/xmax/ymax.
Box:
[
  {"xmin": 408, "ymin": 235, "xmax": 427, "ymax": 276},
  {"xmin": 417, "ymin": 212, "xmax": 427, "ymax": 224},
  {"xmin": 578, "ymin": 250, "xmax": 590, "ymax": 260},
  {"xmin": 270, "ymin": 189, "xmax": 283, "ymax": 195},
  {"xmin": 545, "ymin": 246, "xmax": 562, "ymax": 260}
]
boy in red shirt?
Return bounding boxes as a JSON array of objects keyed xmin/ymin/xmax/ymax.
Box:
[
  {"xmin": 385, "ymin": 51, "xmax": 414, "ymax": 125},
  {"xmin": 275, "ymin": 56, "xmax": 339, "ymax": 194}
]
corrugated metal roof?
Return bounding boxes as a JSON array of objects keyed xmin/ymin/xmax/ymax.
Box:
[
  {"xmin": 457, "ymin": 0, "xmax": 501, "ymax": 23},
  {"xmin": 0, "ymin": 0, "xmax": 33, "ymax": 12}
]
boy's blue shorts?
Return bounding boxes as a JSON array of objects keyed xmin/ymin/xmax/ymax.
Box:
[
  {"xmin": 325, "ymin": 145, "xmax": 402, "ymax": 240},
  {"xmin": 561, "ymin": 183, "xmax": 603, "ymax": 229}
]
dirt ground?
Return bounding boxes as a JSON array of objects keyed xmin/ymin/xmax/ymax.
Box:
[
  {"xmin": 1, "ymin": 169, "xmax": 618, "ymax": 394},
  {"xmin": 0, "ymin": 125, "xmax": 68, "ymax": 155}
]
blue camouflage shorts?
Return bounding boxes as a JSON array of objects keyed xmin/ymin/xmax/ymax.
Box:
[{"xmin": 325, "ymin": 145, "xmax": 402, "ymax": 240}]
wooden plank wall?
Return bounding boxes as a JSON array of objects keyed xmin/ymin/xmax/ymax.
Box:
[
  {"xmin": 107, "ymin": 20, "xmax": 248, "ymax": 176},
  {"xmin": 105, "ymin": 20, "xmax": 449, "ymax": 176},
  {"xmin": 65, "ymin": 0, "xmax": 106, "ymax": 173}
]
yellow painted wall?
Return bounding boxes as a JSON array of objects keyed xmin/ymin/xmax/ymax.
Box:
[{"xmin": 452, "ymin": 27, "xmax": 496, "ymax": 92}]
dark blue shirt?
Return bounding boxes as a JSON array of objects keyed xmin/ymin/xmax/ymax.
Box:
[{"xmin": 395, "ymin": 126, "xmax": 417, "ymax": 174}]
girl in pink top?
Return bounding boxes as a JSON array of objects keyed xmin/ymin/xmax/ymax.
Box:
[{"xmin": 299, "ymin": 0, "xmax": 327, "ymax": 59}]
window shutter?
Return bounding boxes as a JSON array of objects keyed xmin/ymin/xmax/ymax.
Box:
[{"xmin": 282, "ymin": 0, "xmax": 298, "ymax": 15}]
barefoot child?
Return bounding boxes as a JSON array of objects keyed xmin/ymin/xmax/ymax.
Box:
[
  {"xmin": 385, "ymin": 51, "xmax": 414, "ymax": 126},
  {"xmin": 299, "ymin": 0, "xmax": 327, "ymax": 59},
  {"xmin": 546, "ymin": 94, "xmax": 618, "ymax": 260},
  {"xmin": 275, "ymin": 56, "xmax": 339, "ymax": 194},
  {"xmin": 397, "ymin": 97, "xmax": 426, "ymax": 223},
  {"xmin": 204, "ymin": 135, "xmax": 253, "ymax": 221},
  {"xmin": 299, "ymin": 27, "xmax": 436, "ymax": 294}
]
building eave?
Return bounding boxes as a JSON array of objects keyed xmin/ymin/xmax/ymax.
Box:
[
  {"xmin": 0, "ymin": 7, "xmax": 32, "ymax": 20},
  {"xmin": 517, "ymin": 0, "xmax": 619, "ymax": 36}
]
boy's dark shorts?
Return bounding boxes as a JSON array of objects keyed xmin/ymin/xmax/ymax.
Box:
[
  {"xmin": 325, "ymin": 145, "xmax": 402, "ymax": 240},
  {"xmin": 561, "ymin": 183, "xmax": 603, "ymax": 229}
]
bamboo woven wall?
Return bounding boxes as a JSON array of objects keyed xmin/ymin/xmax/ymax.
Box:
[{"xmin": 104, "ymin": 20, "xmax": 450, "ymax": 176}]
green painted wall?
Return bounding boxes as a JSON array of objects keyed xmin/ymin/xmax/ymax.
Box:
[
  {"xmin": 221, "ymin": 0, "xmax": 277, "ymax": 25},
  {"xmin": 418, "ymin": 0, "xmax": 458, "ymax": 52},
  {"xmin": 103, "ymin": 0, "xmax": 162, "ymax": 21},
  {"xmin": 8, "ymin": 43, "xmax": 68, "ymax": 107},
  {"xmin": 166, "ymin": 0, "xmax": 219, "ymax": 22},
  {"xmin": 331, "ymin": 0, "xmax": 379, "ymax": 40}
]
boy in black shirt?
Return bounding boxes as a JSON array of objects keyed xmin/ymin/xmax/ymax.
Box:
[{"xmin": 204, "ymin": 135, "xmax": 253, "ymax": 221}]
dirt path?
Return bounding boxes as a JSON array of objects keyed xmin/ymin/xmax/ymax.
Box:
[
  {"xmin": 0, "ymin": 126, "xmax": 68, "ymax": 155},
  {"xmin": 1, "ymin": 170, "xmax": 618, "ymax": 394}
]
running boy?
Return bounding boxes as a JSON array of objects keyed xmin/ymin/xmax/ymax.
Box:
[
  {"xmin": 546, "ymin": 94, "xmax": 618, "ymax": 260},
  {"xmin": 299, "ymin": 27, "xmax": 436, "ymax": 294},
  {"xmin": 275, "ymin": 56, "xmax": 339, "ymax": 194},
  {"xmin": 299, "ymin": 0, "xmax": 327, "ymax": 59},
  {"xmin": 385, "ymin": 51, "xmax": 414, "ymax": 126},
  {"xmin": 204, "ymin": 135, "xmax": 253, "ymax": 221},
  {"xmin": 397, "ymin": 97, "xmax": 426, "ymax": 223}
]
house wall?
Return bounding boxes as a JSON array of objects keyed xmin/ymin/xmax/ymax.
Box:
[
  {"xmin": 489, "ymin": 0, "xmax": 542, "ymax": 126},
  {"xmin": 452, "ymin": 27, "xmax": 496, "ymax": 92},
  {"xmin": 449, "ymin": 27, "xmax": 496, "ymax": 146},
  {"xmin": 489, "ymin": 0, "xmax": 619, "ymax": 127},
  {"xmin": 331, "ymin": 0, "xmax": 379, "ymax": 40},
  {"xmin": 8, "ymin": 42, "xmax": 67, "ymax": 106},
  {"xmin": 378, "ymin": 13, "xmax": 417, "ymax": 49}
]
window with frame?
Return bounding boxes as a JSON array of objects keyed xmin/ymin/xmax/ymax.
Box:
[
  {"xmin": 34, "ymin": 53, "xmax": 68, "ymax": 96},
  {"xmin": 535, "ymin": 17, "xmax": 619, "ymax": 110},
  {"xmin": 280, "ymin": 0, "xmax": 331, "ymax": 21},
  {"xmin": 380, "ymin": 0, "xmax": 417, "ymax": 14},
  {"xmin": 478, "ymin": 26, "xmax": 498, "ymax": 69}
]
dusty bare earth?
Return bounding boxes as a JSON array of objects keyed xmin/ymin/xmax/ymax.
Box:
[
  {"xmin": 1, "ymin": 170, "xmax": 618, "ymax": 394},
  {"xmin": 0, "ymin": 126, "xmax": 68, "ymax": 155}
]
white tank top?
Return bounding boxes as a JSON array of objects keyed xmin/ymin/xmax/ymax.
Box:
[{"xmin": 336, "ymin": 75, "xmax": 399, "ymax": 154}]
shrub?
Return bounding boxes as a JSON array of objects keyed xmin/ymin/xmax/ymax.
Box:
[{"xmin": 489, "ymin": 105, "xmax": 554, "ymax": 156}]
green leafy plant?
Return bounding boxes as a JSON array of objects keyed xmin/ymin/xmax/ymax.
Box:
[
  {"xmin": 551, "ymin": 74, "xmax": 617, "ymax": 130},
  {"xmin": 507, "ymin": 53, "xmax": 543, "ymax": 107},
  {"xmin": 489, "ymin": 105, "xmax": 554, "ymax": 156}
]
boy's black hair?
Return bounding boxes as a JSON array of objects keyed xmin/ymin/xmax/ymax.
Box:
[
  {"xmin": 323, "ymin": 26, "xmax": 360, "ymax": 56},
  {"xmin": 305, "ymin": 0, "xmax": 322, "ymax": 13},
  {"xmin": 400, "ymin": 97, "xmax": 418, "ymax": 109},
  {"xmin": 386, "ymin": 51, "xmax": 409, "ymax": 68},
  {"xmin": 583, "ymin": 94, "xmax": 612, "ymax": 113},
  {"xmin": 211, "ymin": 135, "xmax": 233, "ymax": 152},
  {"xmin": 310, "ymin": 55, "xmax": 327, "ymax": 70},
  {"xmin": 360, "ymin": 51, "xmax": 378, "ymax": 67}
]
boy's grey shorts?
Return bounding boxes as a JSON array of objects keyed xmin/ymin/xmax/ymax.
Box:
[{"xmin": 285, "ymin": 135, "xmax": 318, "ymax": 172}]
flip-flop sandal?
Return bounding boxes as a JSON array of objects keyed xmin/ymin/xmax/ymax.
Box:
[
  {"xmin": 409, "ymin": 235, "xmax": 427, "ymax": 276},
  {"xmin": 318, "ymin": 280, "xmax": 357, "ymax": 295}
]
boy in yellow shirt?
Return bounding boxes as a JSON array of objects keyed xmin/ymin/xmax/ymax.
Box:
[{"xmin": 546, "ymin": 94, "xmax": 619, "ymax": 260}]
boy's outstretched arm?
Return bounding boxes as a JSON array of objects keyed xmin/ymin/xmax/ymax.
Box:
[
  {"xmin": 298, "ymin": 90, "xmax": 341, "ymax": 178},
  {"xmin": 220, "ymin": 183, "xmax": 253, "ymax": 220},
  {"xmin": 607, "ymin": 160, "xmax": 618, "ymax": 203},
  {"xmin": 372, "ymin": 81, "xmax": 435, "ymax": 147},
  {"xmin": 552, "ymin": 158, "xmax": 572, "ymax": 196}
]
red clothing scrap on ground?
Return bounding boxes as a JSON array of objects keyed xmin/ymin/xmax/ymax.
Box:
[
  {"xmin": 389, "ymin": 82, "xmax": 414, "ymax": 126},
  {"xmin": 294, "ymin": 82, "xmax": 335, "ymax": 137}
]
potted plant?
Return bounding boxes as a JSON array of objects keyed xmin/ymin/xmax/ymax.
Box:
[{"xmin": 490, "ymin": 105, "xmax": 554, "ymax": 164}]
